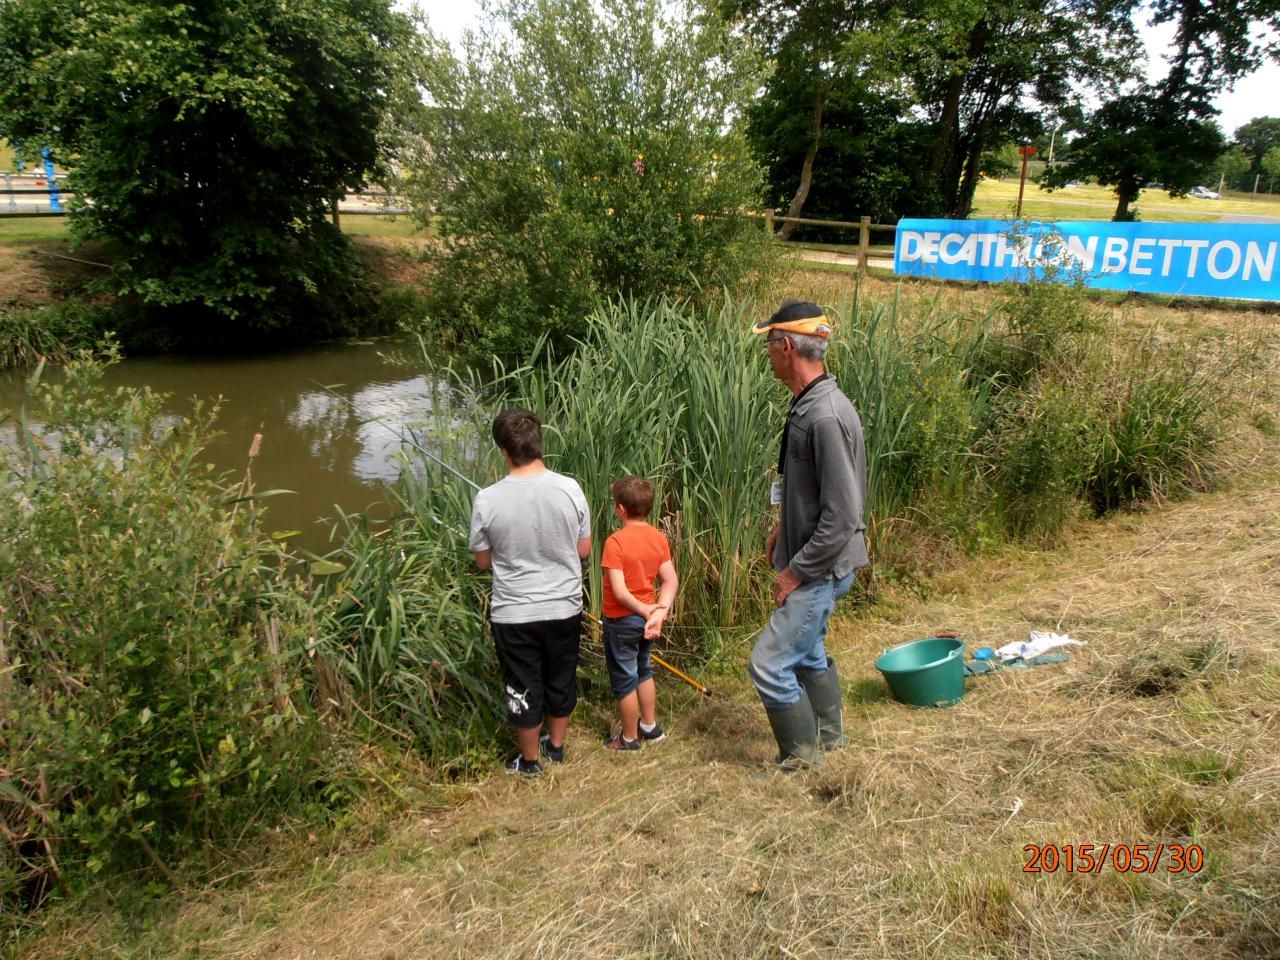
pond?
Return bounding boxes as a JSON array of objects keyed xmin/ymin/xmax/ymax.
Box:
[{"xmin": 0, "ymin": 341, "xmax": 447, "ymax": 555}]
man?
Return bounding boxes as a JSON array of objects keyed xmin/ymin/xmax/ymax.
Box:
[
  {"xmin": 470, "ymin": 408, "xmax": 591, "ymax": 775},
  {"xmin": 750, "ymin": 300, "xmax": 868, "ymax": 766}
]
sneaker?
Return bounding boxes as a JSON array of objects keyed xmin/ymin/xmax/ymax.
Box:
[
  {"xmin": 539, "ymin": 732, "xmax": 565, "ymax": 764},
  {"xmin": 504, "ymin": 753, "xmax": 543, "ymax": 776},
  {"xmin": 638, "ymin": 722, "xmax": 666, "ymax": 744},
  {"xmin": 603, "ymin": 732, "xmax": 642, "ymax": 752}
]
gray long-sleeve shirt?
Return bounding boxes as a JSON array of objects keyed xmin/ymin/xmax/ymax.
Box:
[{"xmin": 772, "ymin": 376, "xmax": 868, "ymax": 581}]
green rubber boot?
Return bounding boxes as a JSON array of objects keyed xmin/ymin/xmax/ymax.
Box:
[
  {"xmin": 800, "ymin": 656, "xmax": 848, "ymax": 751},
  {"xmin": 764, "ymin": 690, "xmax": 821, "ymax": 768}
]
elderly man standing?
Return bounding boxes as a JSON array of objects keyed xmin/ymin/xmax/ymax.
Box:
[{"xmin": 750, "ymin": 300, "xmax": 868, "ymax": 767}]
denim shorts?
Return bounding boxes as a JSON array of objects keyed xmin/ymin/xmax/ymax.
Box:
[{"xmin": 603, "ymin": 614, "xmax": 653, "ymax": 698}]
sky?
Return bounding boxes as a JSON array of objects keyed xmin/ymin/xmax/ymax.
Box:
[{"xmin": 421, "ymin": 1, "xmax": 1278, "ymax": 139}]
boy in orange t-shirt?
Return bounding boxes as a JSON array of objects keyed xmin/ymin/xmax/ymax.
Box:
[{"xmin": 600, "ymin": 475, "xmax": 679, "ymax": 751}]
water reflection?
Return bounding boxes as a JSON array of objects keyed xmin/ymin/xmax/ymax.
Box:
[{"xmin": 0, "ymin": 342, "xmax": 447, "ymax": 553}]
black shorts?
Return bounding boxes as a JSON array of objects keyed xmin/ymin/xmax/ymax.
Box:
[{"xmin": 490, "ymin": 613, "xmax": 582, "ymax": 729}]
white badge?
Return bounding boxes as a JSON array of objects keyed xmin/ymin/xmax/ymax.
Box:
[{"xmin": 769, "ymin": 480, "xmax": 783, "ymax": 505}]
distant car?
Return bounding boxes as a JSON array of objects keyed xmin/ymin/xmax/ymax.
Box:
[{"xmin": 1189, "ymin": 186, "xmax": 1221, "ymax": 199}]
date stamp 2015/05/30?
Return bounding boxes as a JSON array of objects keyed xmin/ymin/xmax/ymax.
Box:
[{"xmin": 1023, "ymin": 844, "xmax": 1205, "ymax": 875}]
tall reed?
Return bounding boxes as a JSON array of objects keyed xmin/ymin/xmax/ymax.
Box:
[{"xmin": 320, "ymin": 286, "xmax": 1234, "ymax": 754}]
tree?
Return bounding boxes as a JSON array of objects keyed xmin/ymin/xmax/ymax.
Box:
[
  {"xmin": 908, "ymin": 0, "xmax": 1140, "ymax": 218},
  {"xmin": 726, "ymin": 0, "xmax": 904, "ymax": 237},
  {"xmin": 1212, "ymin": 144, "xmax": 1252, "ymax": 191},
  {"xmin": 742, "ymin": 37, "xmax": 938, "ymax": 228},
  {"xmin": 1046, "ymin": 96, "xmax": 1224, "ymax": 219},
  {"xmin": 0, "ymin": 0, "xmax": 422, "ymax": 343},
  {"xmin": 730, "ymin": 0, "xmax": 1138, "ymax": 223},
  {"xmin": 1264, "ymin": 145, "xmax": 1280, "ymax": 181},
  {"xmin": 412, "ymin": 0, "xmax": 768, "ymax": 358},
  {"xmin": 1234, "ymin": 117, "xmax": 1280, "ymax": 163},
  {"xmin": 1047, "ymin": 0, "xmax": 1280, "ymax": 218},
  {"xmin": 1234, "ymin": 116, "xmax": 1280, "ymax": 186}
]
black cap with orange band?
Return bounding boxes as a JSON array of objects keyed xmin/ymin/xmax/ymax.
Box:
[{"xmin": 751, "ymin": 299, "xmax": 833, "ymax": 338}]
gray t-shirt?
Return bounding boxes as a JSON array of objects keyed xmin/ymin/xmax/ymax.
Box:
[{"xmin": 469, "ymin": 470, "xmax": 591, "ymax": 624}]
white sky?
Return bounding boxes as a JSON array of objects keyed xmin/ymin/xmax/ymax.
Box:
[{"xmin": 419, "ymin": 0, "xmax": 1279, "ymax": 139}]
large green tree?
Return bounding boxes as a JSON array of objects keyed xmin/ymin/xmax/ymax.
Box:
[
  {"xmin": 744, "ymin": 63, "xmax": 937, "ymax": 229},
  {"xmin": 1047, "ymin": 96, "xmax": 1224, "ymax": 219},
  {"xmin": 412, "ymin": 0, "xmax": 768, "ymax": 358},
  {"xmin": 730, "ymin": 0, "xmax": 1138, "ymax": 223},
  {"xmin": 910, "ymin": 0, "xmax": 1139, "ymax": 218},
  {"xmin": 1048, "ymin": 0, "xmax": 1280, "ymax": 218},
  {"xmin": 0, "ymin": 0, "xmax": 422, "ymax": 342},
  {"xmin": 726, "ymin": 0, "xmax": 905, "ymax": 237}
]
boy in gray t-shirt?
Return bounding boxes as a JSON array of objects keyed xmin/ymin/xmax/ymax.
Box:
[{"xmin": 469, "ymin": 408, "xmax": 591, "ymax": 775}]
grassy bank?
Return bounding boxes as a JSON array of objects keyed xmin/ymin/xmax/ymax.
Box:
[
  {"xmin": 12, "ymin": 304, "xmax": 1278, "ymax": 958},
  {"xmin": 3, "ymin": 272, "xmax": 1273, "ymax": 949}
]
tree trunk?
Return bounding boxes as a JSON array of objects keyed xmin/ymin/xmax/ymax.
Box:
[
  {"xmin": 778, "ymin": 87, "xmax": 826, "ymax": 242},
  {"xmin": 954, "ymin": 142, "xmax": 985, "ymax": 219},
  {"xmin": 1113, "ymin": 183, "xmax": 1138, "ymax": 221},
  {"xmin": 932, "ymin": 19, "xmax": 989, "ymax": 217}
]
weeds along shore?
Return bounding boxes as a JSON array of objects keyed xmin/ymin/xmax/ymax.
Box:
[{"xmin": 1, "ymin": 280, "xmax": 1264, "ymax": 919}]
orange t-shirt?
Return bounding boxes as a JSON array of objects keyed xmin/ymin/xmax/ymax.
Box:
[{"xmin": 601, "ymin": 522, "xmax": 671, "ymax": 619}]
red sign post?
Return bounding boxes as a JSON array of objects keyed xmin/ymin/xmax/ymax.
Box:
[{"xmin": 1015, "ymin": 144, "xmax": 1038, "ymax": 219}]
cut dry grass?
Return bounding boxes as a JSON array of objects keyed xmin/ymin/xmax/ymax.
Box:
[{"xmin": 14, "ymin": 306, "xmax": 1279, "ymax": 958}]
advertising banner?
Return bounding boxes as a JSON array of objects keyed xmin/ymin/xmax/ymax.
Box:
[{"xmin": 893, "ymin": 219, "xmax": 1280, "ymax": 301}]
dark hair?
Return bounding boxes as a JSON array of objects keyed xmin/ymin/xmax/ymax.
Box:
[
  {"xmin": 492, "ymin": 408, "xmax": 543, "ymax": 466},
  {"xmin": 610, "ymin": 474, "xmax": 654, "ymax": 519}
]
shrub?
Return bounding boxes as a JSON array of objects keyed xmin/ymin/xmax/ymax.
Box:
[
  {"xmin": 986, "ymin": 376, "xmax": 1098, "ymax": 539},
  {"xmin": 1, "ymin": 353, "xmax": 321, "ymax": 908},
  {"xmin": 0, "ymin": 0, "xmax": 424, "ymax": 343},
  {"xmin": 411, "ymin": 0, "xmax": 771, "ymax": 359}
]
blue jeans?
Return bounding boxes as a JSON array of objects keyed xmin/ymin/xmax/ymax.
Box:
[{"xmin": 749, "ymin": 572, "xmax": 855, "ymax": 709}]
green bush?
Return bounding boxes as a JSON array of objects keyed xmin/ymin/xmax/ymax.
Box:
[
  {"xmin": 0, "ymin": 0, "xmax": 424, "ymax": 344},
  {"xmin": 411, "ymin": 0, "xmax": 771, "ymax": 359},
  {"xmin": 0, "ymin": 353, "xmax": 321, "ymax": 908},
  {"xmin": 986, "ymin": 377, "xmax": 1097, "ymax": 539}
]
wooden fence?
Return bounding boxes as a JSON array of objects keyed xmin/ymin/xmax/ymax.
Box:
[
  {"xmin": 1, "ymin": 178, "xmax": 898, "ymax": 273},
  {"xmin": 763, "ymin": 212, "xmax": 897, "ymax": 277}
]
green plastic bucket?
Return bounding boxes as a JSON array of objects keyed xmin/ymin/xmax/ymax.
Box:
[{"xmin": 875, "ymin": 636, "xmax": 966, "ymax": 707}]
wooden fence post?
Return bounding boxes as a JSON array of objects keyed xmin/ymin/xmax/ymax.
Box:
[
  {"xmin": 858, "ymin": 216, "xmax": 870, "ymax": 278},
  {"xmin": 331, "ymin": 197, "xmax": 341, "ymax": 229},
  {"xmin": 765, "ymin": 210, "xmax": 774, "ymax": 235}
]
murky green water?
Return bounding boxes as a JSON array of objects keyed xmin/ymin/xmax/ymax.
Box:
[{"xmin": 0, "ymin": 341, "xmax": 447, "ymax": 554}]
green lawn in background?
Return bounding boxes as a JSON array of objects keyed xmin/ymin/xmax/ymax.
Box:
[
  {"xmin": 0, "ymin": 218, "xmax": 70, "ymax": 245},
  {"xmin": 0, "ymin": 214, "xmax": 424, "ymax": 247},
  {"xmin": 339, "ymin": 215, "xmax": 423, "ymax": 238},
  {"xmin": 971, "ymin": 178, "xmax": 1280, "ymax": 222}
]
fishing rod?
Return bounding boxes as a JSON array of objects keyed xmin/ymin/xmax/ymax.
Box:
[
  {"xmin": 583, "ymin": 611, "xmax": 713, "ymax": 698},
  {"xmin": 312, "ymin": 380, "xmax": 712, "ymax": 697}
]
